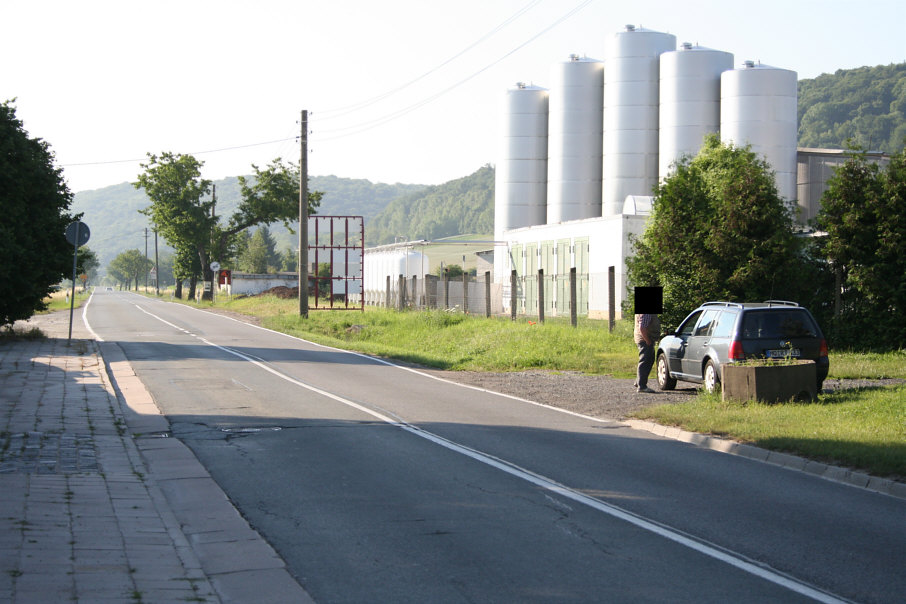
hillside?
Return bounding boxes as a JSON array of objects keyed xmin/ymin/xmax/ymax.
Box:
[
  {"xmin": 798, "ymin": 62, "xmax": 906, "ymax": 153},
  {"xmin": 72, "ymin": 176, "xmax": 426, "ymax": 268},
  {"xmin": 366, "ymin": 165, "xmax": 495, "ymax": 246}
]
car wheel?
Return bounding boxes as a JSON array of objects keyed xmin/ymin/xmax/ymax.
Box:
[
  {"xmin": 703, "ymin": 359, "xmax": 721, "ymax": 393},
  {"xmin": 657, "ymin": 353, "xmax": 676, "ymax": 390}
]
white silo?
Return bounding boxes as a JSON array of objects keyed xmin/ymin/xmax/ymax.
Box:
[
  {"xmin": 547, "ymin": 54, "xmax": 604, "ymax": 224},
  {"xmin": 721, "ymin": 61, "xmax": 798, "ymax": 203},
  {"xmin": 494, "ymin": 82, "xmax": 549, "ymax": 282},
  {"xmin": 659, "ymin": 42, "xmax": 733, "ymax": 181},
  {"xmin": 602, "ymin": 25, "xmax": 676, "ymax": 215}
]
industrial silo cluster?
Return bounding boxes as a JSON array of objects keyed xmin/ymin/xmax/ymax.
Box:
[{"xmin": 495, "ymin": 24, "xmax": 799, "ymax": 241}]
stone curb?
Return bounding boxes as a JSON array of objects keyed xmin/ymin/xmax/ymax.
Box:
[
  {"xmin": 97, "ymin": 340, "xmax": 315, "ymax": 603},
  {"xmin": 624, "ymin": 419, "xmax": 906, "ymax": 501}
]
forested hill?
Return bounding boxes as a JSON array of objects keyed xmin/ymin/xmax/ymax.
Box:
[
  {"xmin": 798, "ymin": 62, "xmax": 906, "ymax": 153},
  {"xmin": 366, "ymin": 165, "xmax": 495, "ymax": 246},
  {"xmin": 72, "ymin": 175, "xmax": 426, "ymax": 269}
]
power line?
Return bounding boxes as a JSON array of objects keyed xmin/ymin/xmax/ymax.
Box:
[
  {"xmin": 312, "ymin": 0, "xmax": 596, "ymax": 141},
  {"xmin": 61, "ymin": 0, "xmax": 596, "ymax": 169},
  {"xmin": 60, "ymin": 2, "xmax": 545, "ymax": 170},
  {"xmin": 315, "ymin": 0, "xmax": 544, "ymax": 120},
  {"xmin": 61, "ymin": 136, "xmax": 297, "ymax": 167}
]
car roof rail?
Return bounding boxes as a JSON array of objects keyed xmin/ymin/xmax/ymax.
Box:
[
  {"xmin": 763, "ymin": 300, "xmax": 799, "ymax": 307},
  {"xmin": 701, "ymin": 301, "xmax": 743, "ymax": 309}
]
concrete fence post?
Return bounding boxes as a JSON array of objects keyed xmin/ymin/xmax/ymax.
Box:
[
  {"xmin": 463, "ymin": 271, "xmax": 468, "ymax": 314},
  {"xmin": 510, "ymin": 270, "xmax": 517, "ymax": 321},
  {"xmin": 570, "ymin": 267, "xmax": 577, "ymax": 327},
  {"xmin": 485, "ymin": 271, "xmax": 491, "ymax": 318},
  {"xmin": 608, "ymin": 266, "xmax": 616, "ymax": 332},
  {"xmin": 538, "ymin": 268, "xmax": 544, "ymax": 323}
]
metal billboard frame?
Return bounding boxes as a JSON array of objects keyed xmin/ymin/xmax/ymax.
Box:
[{"xmin": 309, "ymin": 215, "xmax": 364, "ymax": 311}]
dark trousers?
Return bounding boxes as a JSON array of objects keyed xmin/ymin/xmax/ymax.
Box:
[{"xmin": 636, "ymin": 340, "xmax": 654, "ymax": 389}]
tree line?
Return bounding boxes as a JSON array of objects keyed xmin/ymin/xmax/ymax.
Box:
[
  {"xmin": 130, "ymin": 153, "xmax": 323, "ymax": 300},
  {"xmin": 628, "ymin": 134, "xmax": 905, "ymax": 351},
  {"xmin": 368, "ymin": 165, "xmax": 494, "ymax": 245},
  {"xmin": 798, "ymin": 62, "xmax": 906, "ymax": 154}
]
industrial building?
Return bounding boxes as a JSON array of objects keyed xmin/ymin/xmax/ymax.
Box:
[
  {"xmin": 360, "ymin": 24, "xmax": 879, "ymax": 319},
  {"xmin": 493, "ymin": 24, "xmax": 800, "ymax": 319}
]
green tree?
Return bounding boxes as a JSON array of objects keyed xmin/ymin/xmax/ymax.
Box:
[
  {"xmin": 108, "ymin": 249, "xmax": 153, "ymax": 291},
  {"xmin": 627, "ymin": 136, "xmax": 806, "ymax": 329},
  {"xmin": 171, "ymin": 244, "xmax": 201, "ymax": 298},
  {"xmin": 77, "ymin": 247, "xmax": 100, "ymax": 287},
  {"xmin": 106, "ymin": 262, "xmax": 129, "ymax": 290},
  {"xmin": 436, "ymin": 264, "xmax": 464, "ymax": 279},
  {"xmin": 135, "ymin": 152, "xmax": 213, "ymax": 299},
  {"xmin": 237, "ymin": 225, "xmax": 280, "ymax": 273},
  {"xmin": 0, "ymin": 101, "xmax": 76, "ymax": 326},
  {"xmin": 817, "ymin": 145, "xmax": 906, "ymax": 347},
  {"xmin": 279, "ymin": 246, "xmax": 297, "ymax": 272},
  {"xmin": 154, "ymin": 252, "xmax": 176, "ymax": 288},
  {"xmin": 136, "ymin": 155, "xmax": 323, "ymax": 300},
  {"xmin": 368, "ymin": 165, "xmax": 493, "ymax": 245}
]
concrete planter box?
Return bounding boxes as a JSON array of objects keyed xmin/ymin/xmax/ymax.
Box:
[{"xmin": 721, "ymin": 360, "xmax": 817, "ymax": 403}]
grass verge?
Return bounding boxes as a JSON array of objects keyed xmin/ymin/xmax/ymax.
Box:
[
  {"xmin": 827, "ymin": 349, "xmax": 906, "ymax": 379},
  {"xmin": 225, "ymin": 295, "xmax": 638, "ymax": 375},
  {"xmin": 41, "ymin": 289, "xmax": 91, "ymax": 313},
  {"xmin": 631, "ymin": 386, "xmax": 906, "ymax": 479}
]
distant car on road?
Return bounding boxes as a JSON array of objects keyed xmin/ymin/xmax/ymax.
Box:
[
  {"xmin": 656, "ymin": 301, "xmax": 829, "ymax": 393},
  {"xmin": 106, "ymin": 287, "xmax": 114, "ymax": 291}
]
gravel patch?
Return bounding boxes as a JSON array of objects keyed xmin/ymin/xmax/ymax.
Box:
[
  {"xmin": 416, "ymin": 369, "xmax": 905, "ymax": 421},
  {"xmin": 416, "ymin": 369, "xmax": 699, "ymax": 420}
]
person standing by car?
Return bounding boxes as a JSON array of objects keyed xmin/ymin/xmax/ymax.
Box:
[{"xmin": 634, "ymin": 312, "xmax": 661, "ymax": 393}]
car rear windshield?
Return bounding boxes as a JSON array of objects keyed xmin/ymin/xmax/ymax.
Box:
[{"xmin": 742, "ymin": 310, "xmax": 818, "ymax": 339}]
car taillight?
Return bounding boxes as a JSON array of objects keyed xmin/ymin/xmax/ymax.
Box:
[
  {"xmin": 729, "ymin": 340, "xmax": 744, "ymax": 360},
  {"xmin": 819, "ymin": 339, "xmax": 828, "ymax": 357}
]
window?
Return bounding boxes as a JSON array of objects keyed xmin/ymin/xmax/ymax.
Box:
[
  {"xmin": 742, "ymin": 311, "xmax": 817, "ymax": 339},
  {"xmin": 711, "ymin": 311, "xmax": 738, "ymax": 338},
  {"xmin": 677, "ymin": 310, "xmax": 703, "ymax": 337},
  {"xmin": 693, "ymin": 310, "xmax": 719, "ymax": 337}
]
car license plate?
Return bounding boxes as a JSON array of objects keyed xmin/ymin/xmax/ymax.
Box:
[{"xmin": 766, "ymin": 348, "xmax": 801, "ymax": 358}]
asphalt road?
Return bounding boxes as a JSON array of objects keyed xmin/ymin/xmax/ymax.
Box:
[{"xmin": 86, "ymin": 290, "xmax": 905, "ymax": 603}]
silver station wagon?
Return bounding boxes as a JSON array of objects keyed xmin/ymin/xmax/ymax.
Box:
[{"xmin": 656, "ymin": 301, "xmax": 830, "ymax": 393}]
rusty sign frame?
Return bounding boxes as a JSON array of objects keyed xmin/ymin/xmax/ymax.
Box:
[{"xmin": 309, "ymin": 215, "xmax": 364, "ymax": 311}]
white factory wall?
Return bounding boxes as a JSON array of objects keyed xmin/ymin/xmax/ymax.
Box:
[{"xmin": 499, "ymin": 214, "xmax": 649, "ymax": 319}]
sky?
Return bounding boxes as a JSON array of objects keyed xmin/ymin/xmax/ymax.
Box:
[{"xmin": 4, "ymin": 0, "xmax": 905, "ymax": 194}]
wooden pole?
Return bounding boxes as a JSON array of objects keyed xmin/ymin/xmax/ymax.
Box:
[{"xmin": 299, "ymin": 110, "xmax": 309, "ymax": 318}]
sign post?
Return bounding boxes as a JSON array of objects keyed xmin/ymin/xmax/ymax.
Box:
[
  {"xmin": 209, "ymin": 262, "xmax": 220, "ymax": 303},
  {"xmin": 64, "ymin": 221, "xmax": 90, "ymax": 343}
]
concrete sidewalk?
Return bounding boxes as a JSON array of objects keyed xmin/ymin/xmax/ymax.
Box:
[{"xmin": 1, "ymin": 311, "xmax": 313, "ymax": 603}]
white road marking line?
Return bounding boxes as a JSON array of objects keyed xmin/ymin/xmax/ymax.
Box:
[
  {"xmin": 121, "ymin": 299, "xmax": 847, "ymax": 604},
  {"xmin": 82, "ymin": 290, "xmax": 102, "ymax": 341}
]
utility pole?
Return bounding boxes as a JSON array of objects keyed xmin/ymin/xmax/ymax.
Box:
[
  {"xmin": 154, "ymin": 229, "xmax": 159, "ymax": 296},
  {"xmin": 208, "ymin": 184, "xmax": 216, "ymax": 302},
  {"xmin": 299, "ymin": 110, "xmax": 309, "ymax": 318},
  {"xmin": 144, "ymin": 227, "xmax": 149, "ymax": 291}
]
